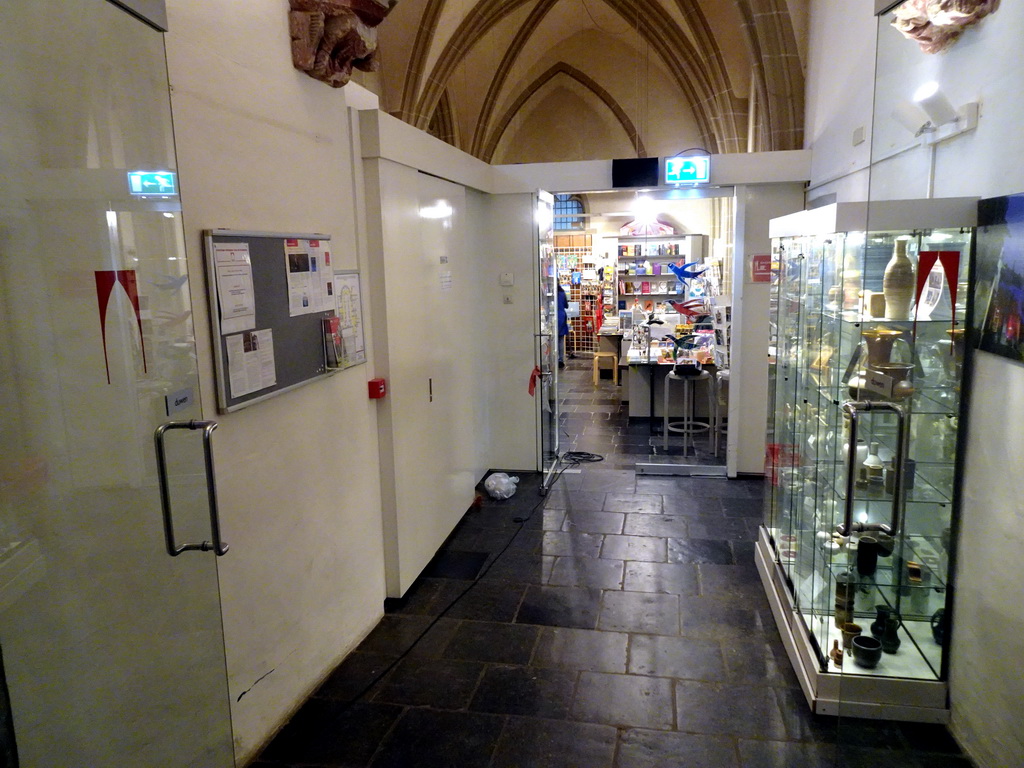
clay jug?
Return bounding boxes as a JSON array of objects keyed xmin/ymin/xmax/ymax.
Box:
[
  {"xmin": 883, "ymin": 240, "xmax": 916, "ymax": 320},
  {"xmin": 880, "ymin": 614, "xmax": 902, "ymax": 654}
]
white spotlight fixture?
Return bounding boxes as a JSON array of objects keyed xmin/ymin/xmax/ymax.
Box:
[{"xmin": 913, "ymin": 81, "xmax": 959, "ymax": 128}]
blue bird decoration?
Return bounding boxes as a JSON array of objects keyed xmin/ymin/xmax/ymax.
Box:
[{"xmin": 666, "ymin": 260, "xmax": 707, "ymax": 283}]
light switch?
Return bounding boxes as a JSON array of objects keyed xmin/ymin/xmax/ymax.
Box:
[{"xmin": 500, "ymin": 272, "xmax": 514, "ymax": 287}]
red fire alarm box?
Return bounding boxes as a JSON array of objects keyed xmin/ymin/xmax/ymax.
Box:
[{"xmin": 368, "ymin": 378, "xmax": 387, "ymax": 399}]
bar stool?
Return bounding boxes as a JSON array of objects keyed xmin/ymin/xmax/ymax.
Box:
[
  {"xmin": 593, "ymin": 351, "xmax": 619, "ymax": 386},
  {"xmin": 712, "ymin": 368, "xmax": 729, "ymax": 455},
  {"xmin": 664, "ymin": 368, "xmax": 714, "ymax": 452}
]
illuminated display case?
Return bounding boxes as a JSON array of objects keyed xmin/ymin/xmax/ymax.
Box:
[{"xmin": 757, "ymin": 199, "xmax": 976, "ymax": 720}]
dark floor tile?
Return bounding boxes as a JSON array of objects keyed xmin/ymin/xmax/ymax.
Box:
[
  {"xmin": 405, "ymin": 617, "xmax": 462, "ymax": 659},
  {"xmin": 369, "ymin": 708, "xmax": 504, "ymax": 768},
  {"xmin": 383, "ymin": 577, "xmax": 466, "ymax": 616},
  {"xmin": 444, "ymin": 580, "xmax": 526, "ymax": 623},
  {"xmin": 675, "ymin": 680, "xmax": 788, "ymax": 739},
  {"xmin": 721, "ymin": 639, "xmax": 800, "ymax": 688},
  {"xmin": 721, "ymin": 496, "xmax": 767, "ymax": 517},
  {"xmin": 261, "ymin": 700, "xmax": 402, "ymax": 766},
  {"xmin": 599, "ymin": 591, "xmax": 679, "ymax": 635},
  {"xmin": 532, "ymin": 626, "xmax": 629, "ymax": 673},
  {"xmin": 601, "ymin": 534, "xmax": 667, "ymax": 562},
  {"xmin": 603, "ymin": 493, "xmax": 663, "ymax": 514},
  {"xmin": 685, "ymin": 515, "xmax": 754, "ymax": 541},
  {"xmin": 470, "ymin": 664, "xmax": 576, "ymax": 718},
  {"xmin": 579, "ymin": 470, "xmax": 637, "ymax": 493},
  {"xmin": 561, "ymin": 510, "xmax": 625, "ymax": 534},
  {"xmin": 443, "ymin": 620, "xmax": 538, "ymax": 664},
  {"xmin": 572, "ymin": 672, "xmax": 674, "ymax": 730},
  {"xmin": 532, "ymin": 507, "xmax": 569, "ymax": 530},
  {"xmin": 479, "ymin": 552, "xmax": 554, "ymax": 584},
  {"xmin": 897, "ymin": 721, "xmax": 964, "ymax": 753},
  {"xmin": 731, "ymin": 540, "xmax": 757, "ymax": 566},
  {"xmin": 623, "ymin": 561, "xmax": 699, "ymax": 595},
  {"xmin": 540, "ymin": 530, "xmax": 605, "ymax": 558},
  {"xmin": 628, "ymin": 634, "xmax": 726, "ymax": 681},
  {"xmin": 545, "ymin": 493, "xmax": 608, "ymax": 514},
  {"xmin": 634, "ymin": 476, "xmax": 692, "ymax": 494},
  {"xmin": 623, "ymin": 513, "xmax": 690, "ymax": 537},
  {"xmin": 737, "ymin": 739, "xmax": 838, "ymax": 768},
  {"xmin": 490, "ymin": 717, "xmax": 617, "ymax": 768},
  {"xmin": 372, "ymin": 657, "xmax": 482, "ymax": 708},
  {"xmin": 549, "ymin": 556, "xmax": 624, "ymax": 588},
  {"xmin": 678, "ymin": 597, "xmax": 767, "ymax": 641},
  {"xmin": 658, "ymin": 495, "xmax": 717, "ymax": 518},
  {"xmin": 357, "ymin": 615, "xmax": 434, "ymax": 657},
  {"xmin": 618, "ymin": 728, "xmax": 740, "ymax": 768},
  {"xmin": 677, "ymin": 478, "xmax": 761, "ymax": 499},
  {"xmin": 517, "ymin": 585, "xmax": 603, "ymax": 629},
  {"xmin": 316, "ymin": 651, "xmax": 395, "ymax": 702},
  {"xmin": 668, "ymin": 537, "xmax": 734, "ymax": 564},
  {"xmin": 698, "ymin": 563, "xmax": 766, "ymax": 600}
]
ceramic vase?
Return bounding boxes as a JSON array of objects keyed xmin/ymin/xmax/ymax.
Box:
[
  {"xmin": 870, "ymin": 605, "xmax": 892, "ymax": 639},
  {"xmin": 883, "ymin": 240, "xmax": 916, "ymax": 320},
  {"xmin": 880, "ymin": 614, "xmax": 902, "ymax": 654}
]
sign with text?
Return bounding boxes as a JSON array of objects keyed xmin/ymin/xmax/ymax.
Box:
[{"xmin": 750, "ymin": 253, "xmax": 772, "ymax": 283}]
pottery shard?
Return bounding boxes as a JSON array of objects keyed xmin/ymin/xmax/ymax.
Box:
[{"xmin": 289, "ymin": 0, "xmax": 395, "ymax": 88}]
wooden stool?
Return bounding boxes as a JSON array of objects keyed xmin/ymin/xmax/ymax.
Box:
[{"xmin": 593, "ymin": 351, "xmax": 619, "ymax": 386}]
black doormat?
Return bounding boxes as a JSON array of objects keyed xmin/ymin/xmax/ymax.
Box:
[{"xmin": 422, "ymin": 550, "xmax": 490, "ymax": 580}]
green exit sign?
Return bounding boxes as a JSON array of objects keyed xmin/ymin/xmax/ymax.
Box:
[
  {"xmin": 127, "ymin": 171, "xmax": 177, "ymax": 196},
  {"xmin": 664, "ymin": 156, "xmax": 710, "ymax": 185}
]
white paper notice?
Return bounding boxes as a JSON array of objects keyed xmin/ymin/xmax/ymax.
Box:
[
  {"xmin": 213, "ymin": 243, "xmax": 256, "ymax": 333},
  {"xmin": 440, "ymin": 270, "xmax": 453, "ymax": 291},
  {"xmin": 334, "ymin": 272, "xmax": 366, "ymax": 368},
  {"xmin": 225, "ymin": 329, "xmax": 276, "ymax": 398},
  {"xmin": 285, "ymin": 238, "xmax": 334, "ymax": 316}
]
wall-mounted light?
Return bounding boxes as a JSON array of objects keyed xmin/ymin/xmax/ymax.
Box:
[
  {"xmin": 913, "ymin": 81, "xmax": 959, "ymax": 128},
  {"xmin": 891, "ymin": 81, "xmax": 979, "ymax": 142},
  {"xmin": 419, "ymin": 200, "xmax": 453, "ymax": 219}
]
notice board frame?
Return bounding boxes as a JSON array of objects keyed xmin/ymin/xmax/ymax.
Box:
[{"xmin": 204, "ymin": 229, "xmax": 337, "ymax": 413}]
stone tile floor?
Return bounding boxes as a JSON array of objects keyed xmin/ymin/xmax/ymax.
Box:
[{"xmin": 254, "ymin": 360, "xmax": 975, "ymax": 768}]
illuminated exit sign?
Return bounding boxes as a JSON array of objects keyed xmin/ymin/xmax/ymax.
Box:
[
  {"xmin": 665, "ymin": 156, "xmax": 710, "ymax": 185},
  {"xmin": 127, "ymin": 171, "xmax": 177, "ymax": 196}
]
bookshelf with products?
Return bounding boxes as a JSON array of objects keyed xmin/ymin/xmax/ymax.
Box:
[{"xmin": 616, "ymin": 234, "xmax": 709, "ymax": 312}]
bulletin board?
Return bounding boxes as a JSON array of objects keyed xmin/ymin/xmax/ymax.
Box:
[{"xmin": 203, "ymin": 229, "xmax": 363, "ymax": 413}]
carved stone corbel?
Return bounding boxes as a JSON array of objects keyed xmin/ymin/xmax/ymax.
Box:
[{"xmin": 289, "ymin": 0, "xmax": 397, "ymax": 87}]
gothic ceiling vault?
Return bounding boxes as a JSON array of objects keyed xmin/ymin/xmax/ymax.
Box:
[{"xmin": 356, "ymin": 0, "xmax": 807, "ymax": 164}]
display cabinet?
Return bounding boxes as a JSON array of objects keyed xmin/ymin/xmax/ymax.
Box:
[
  {"xmin": 616, "ymin": 234, "xmax": 709, "ymax": 311},
  {"xmin": 758, "ymin": 200, "xmax": 976, "ymax": 721}
]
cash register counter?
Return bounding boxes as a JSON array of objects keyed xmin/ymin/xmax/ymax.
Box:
[{"xmin": 622, "ymin": 346, "xmax": 717, "ymax": 422}]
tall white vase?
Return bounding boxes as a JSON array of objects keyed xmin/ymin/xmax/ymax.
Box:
[{"xmin": 883, "ymin": 239, "xmax": 916, "ymax": 320}]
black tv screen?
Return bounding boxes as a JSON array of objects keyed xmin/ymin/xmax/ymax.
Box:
[{"xmin": 612, "ymin": 157, "xmax": 659, "ymax": 188}]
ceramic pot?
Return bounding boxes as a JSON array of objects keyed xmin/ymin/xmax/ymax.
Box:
[
  {"xmin": 871, "ymin": 362, "xmax": 916, "ymax": 401},
  {"xmin": 841, "ymin": 622, "xmax": 863, "ymax": 650},
  {"xmin": 861, "ymin": 327, "xmax": 904, "ymax": 366},
  {"xmin": 931, "ymin": 608, "xmax": 948, "ymax": 644},
  {"xmin": 852, "ymin": 635, "xmax": 883, "ymax": 669},
  {"xmin": 870, "ymin": 605, "xmax": 892, "ymax": 639},
  {"xmin": 881, "ymin": 615, "xmax": 902, "ymax": 654},
  {"xmin": 883, "ymin": 240, "xmax": 916, "ymax": 320},
  {"xmin": 856, "ymin": 536, "xmax": 879, "ymax": 576}
]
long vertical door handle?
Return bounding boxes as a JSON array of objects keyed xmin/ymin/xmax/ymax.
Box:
[
  {"xmin": 154, "ymin": 420, "xmax": 229, "ymax": 556},
  {"xmin": 836, "ymin": 401, "xmax": 907, "ymax": 537}
]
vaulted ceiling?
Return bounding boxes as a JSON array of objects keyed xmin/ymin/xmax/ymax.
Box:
[{"xmin": 357, "ymin": 0, "xmax": 807, "ymax": 164}]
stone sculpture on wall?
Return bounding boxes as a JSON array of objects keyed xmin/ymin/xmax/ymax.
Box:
[
  {"xmin": 891, "ymin": 0, "xmax": 1000, "ymax": 54},
  {"xmin": 289, "ymin": 0, "xmax": 397, "ymax": 87}
]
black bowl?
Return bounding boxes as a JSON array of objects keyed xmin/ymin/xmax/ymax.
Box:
[{"xmin": 852, "ymin": 635, "xmax": 883, "ymax": 669}]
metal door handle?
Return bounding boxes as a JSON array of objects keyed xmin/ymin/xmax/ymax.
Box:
[
  {"xmin": 154, "ymin": 420, "xmax": 229, "ymax": 556},
  {"xmin": 836, "ymin": 401, "xmax": 907, "ymax": 537}
]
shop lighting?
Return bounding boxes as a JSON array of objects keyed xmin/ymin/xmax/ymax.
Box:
[
  {"xmin": 891, "ymin": 81, "xmax": 979, "ymax": 141},
  {"xmin": 913, "ymin": 82, "xmax": 959, "ymax": 128},
  {"xmin": 631, "ymin": 195, "xmax": 658, "ymax": 225}
]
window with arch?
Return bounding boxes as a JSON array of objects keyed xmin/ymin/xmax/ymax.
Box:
[{"xmin": 553, "ymin": 194, "xmax": 585, "ymax": 230}]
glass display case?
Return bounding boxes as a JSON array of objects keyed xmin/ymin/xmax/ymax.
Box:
[{"xmin": 759, "ymin": 199, "xmax": 976, "ymax": 719}]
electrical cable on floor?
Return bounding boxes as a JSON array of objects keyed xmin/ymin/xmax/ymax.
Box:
[{"xmin": 337, "ymin": 456, "xmax": 601, "ymax": 709}]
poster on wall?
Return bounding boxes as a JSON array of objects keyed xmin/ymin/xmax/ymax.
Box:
[
  {"xmin": 975, "ymin": 194, "xmax": 1024, "ymax": 364},
  {"xmin": 333, "ymin": 270, "xmax": 366, "ymax": 369},
  {"xmin": 285, "ymin": 238, "xmax": 334, "ymax": 316},
  {"xmin": 213, "ymin": 242, "xmax": 256, "ymax": 333},
  {"xmin": 225, "ymin": 329, "xmax": 277, "ymax": 397}
]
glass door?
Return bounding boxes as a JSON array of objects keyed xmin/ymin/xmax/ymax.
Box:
[
  {"xmin": 0, "ymin": 2, "xmax": 234, "ymax": 765},
  {"xmin": 536, "ymin": 191, "xmax": 561, "ymax": 491}
]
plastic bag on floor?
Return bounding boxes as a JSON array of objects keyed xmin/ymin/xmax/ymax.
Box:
[{"xmin": 484, "ymin": 472, "xmax": 519, "ymax": 500}]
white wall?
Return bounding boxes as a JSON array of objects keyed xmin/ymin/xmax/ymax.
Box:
[
  {"xmin": 164, "ymin": 2, "xmax": 386, "ymax": 763},
  {"xmin": 804, "ymin": 2, "xmax": 1024, "ymax": 765}
]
